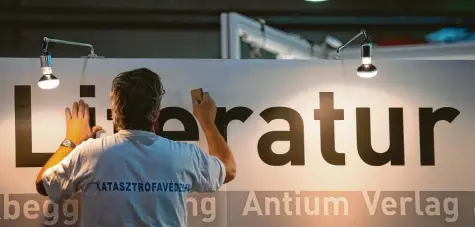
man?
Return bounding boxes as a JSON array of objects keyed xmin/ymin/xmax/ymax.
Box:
[{"xmin": 35, "ymin": 68, "xmax": 236, "ymax": 227}]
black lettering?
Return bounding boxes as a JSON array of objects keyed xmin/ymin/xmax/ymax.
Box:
[
  {"xmin": 258, "ymin": 107, "xmax": 304, "ymax": 166},
  {"xmin": 80, "ymin": 85, "xmax": 97, "ymax": 138},
  {"xmin": 126, "ymin": 182, "xmax": 131, "ymax": 192},
  {"xmin": 119, "ymin": 182, "xmax": 125, "ymax": 191},
  {"xmin": 174, "ymin": 183, "xmax": 179, "ymax": 192},
  {"xmin": 101, "ymin": 182, "xmax": 108, "ymax": 191},
  {"xmin": 79, "ymin": 85, "xmax": 95, "ymax": 97},
  {"xmin": 138, "ymin": 183, "xmax": 144, "ymax": 192},
  {"xmin": 157, "ymin": 107, "xmax": 199, "ymax": 141},
  {"xmin": 157, "ymin": 183, "xmax": 163, "ymax": 191},
  {"xmin": 113, "ymin": 182, "xmax": 119, "ymax": 191},
  {"xmin": 15, "ymin": 86, "xmax": 51, "ymax": 167},
  {"xmin": 356, "ymin": 108, "xmax": 405, "ymax": 166},
  {"xmin": 168, "ymin": 182, "xmax": 174, "ymax": 192},
  {"xmin": 144, "ymin": 182, "xmax": 151, "ymax": 192},
  {"xmin": 132, "ymin": 183, "xmax": 137, "ymax": 191},
  {"xmin": 419, "ymin": 107, "xmax": 460, "ymax": 165},
  {"xmin": 88, "ymin": 107, "xmax": 96, "ymax": 137},
  {"xmin": 163, "ymin": 183, "xmax": 168, "ymax": 191},
  {"xmin": 107, "ymin": 182, "xmax": 113, "ymax": 191},
  {"xmin": 215, "ymin": 107, "xmax": 253, "ymax": 141},
  {"xmin": 314, "ymin": 92, "xmax": 345, "ymax": 165},
  {"xmin": 15, "ymin": 85, "xmax": 100, "ymax": 167},
  {"xmin": 152, "ymin": 182, "xmax": 157, "ymax": 192},
  {"xmin": 88, "ymin": 182, "xmax": 101, "ymax": 192}
]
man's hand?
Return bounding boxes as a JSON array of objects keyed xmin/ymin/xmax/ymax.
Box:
[
  {"xmin": 36, "ymin": 99, "xmax": 102, "ymax": 196},
  {"xmin": 65, "ymin": 99, "xmax": 102, "ymax": 145},
  {"xmin": 191, "ymin": 91, "xmax": 237, "ymax": 184},
  {"xmin": 192, "ymin": 92, "xmax": 217, "ymax": 128}
]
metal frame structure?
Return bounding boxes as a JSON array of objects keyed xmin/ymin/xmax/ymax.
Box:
[
  {"xmin": 220, "ymin": 12, "xmax": 322, "ymax": 59},
  {"xmin": 221, "ymin": 12, "xmax": 475, "ymax": 61}
]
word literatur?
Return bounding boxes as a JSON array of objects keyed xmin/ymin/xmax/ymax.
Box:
[{"xmin": 14, "ymin": 86, "xmax": 459, "ymax": 167}]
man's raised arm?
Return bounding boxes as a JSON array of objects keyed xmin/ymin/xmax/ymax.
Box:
[{"xmin": 192, "ymin": 92, "xmax": 236, "ymax": 183}]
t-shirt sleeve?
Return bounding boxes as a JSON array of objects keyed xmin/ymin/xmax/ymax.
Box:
[
  {"xmin": 42, "ymin": 139, "xmax": 92, "ymax": 202},
  {"xmin": 189, "ymin": 144, "xmax": 226, "ymax": 192}
]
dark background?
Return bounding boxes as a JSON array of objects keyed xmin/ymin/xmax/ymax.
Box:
[{"xmin": 1, "ymin": 0, "xmax": 474, "ymax": 58}]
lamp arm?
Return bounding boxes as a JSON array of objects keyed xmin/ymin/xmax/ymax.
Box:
[
  {"xmin": 336, "ymin": 29, "xmax": 369, "ymax": 57},
  {"xmin": 42, "ymin": 37, "xmax": 96, "ymax": 56}
]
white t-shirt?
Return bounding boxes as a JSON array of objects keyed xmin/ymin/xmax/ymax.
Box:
[{"xmin": 42, "ymin": 130, "xmax": 226, "ymax": 227}]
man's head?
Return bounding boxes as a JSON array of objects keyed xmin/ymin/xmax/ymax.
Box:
[{"xmin": 110, "ymin": 68, "xmax": 165, "ymax": 132}]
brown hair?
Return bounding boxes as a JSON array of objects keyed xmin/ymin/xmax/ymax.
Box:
[{"xmin": 110, "ymin": 68, "xmax": 165, "ymax": 131}]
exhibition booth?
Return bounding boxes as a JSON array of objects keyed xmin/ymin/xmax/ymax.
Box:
[{"xmin": 0, "ymin": 12, "xmax": 474, "ymax": 227}]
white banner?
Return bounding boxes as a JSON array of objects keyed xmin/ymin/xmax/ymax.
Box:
[{"xmin": 0, "ymin": 58, "xmax": 474, "ymax": 226}]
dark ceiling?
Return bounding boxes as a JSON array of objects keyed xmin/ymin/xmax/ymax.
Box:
[
  {"xmin": 2, "ymin": 0, "xmax": 475, "ymax": 15},
  {"xmin": 1, "ymin": 0, "xmax": 474, "ymax": 57},
  {"xmin": 1, "ymin": 0, "xmax": 474, "ymax": 44}
]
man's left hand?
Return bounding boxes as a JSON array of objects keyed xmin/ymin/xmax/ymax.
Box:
[{"xmin": 65, "ymin": 99, "xmax": 102, "ymax": 145}]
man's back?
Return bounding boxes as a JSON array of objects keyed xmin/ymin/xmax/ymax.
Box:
[
  {"xmin": 45, "ymin": 130, "xmax": 225, "ymax": 227},
  {"xmin": 37, "ymin": 68, "xmax": 235, "ymax": 227}
]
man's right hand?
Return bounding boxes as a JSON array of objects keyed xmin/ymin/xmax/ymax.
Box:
[{"xmin": 192, "ymin": 92, "xmax": 217, "ymax": 128}]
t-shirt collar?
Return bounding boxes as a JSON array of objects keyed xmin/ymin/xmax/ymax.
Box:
[{"xmin": 117, "ymin": 129, "xmax": 156, "ymax": 137}]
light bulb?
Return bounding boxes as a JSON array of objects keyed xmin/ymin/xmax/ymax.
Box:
[
  {"xmin": 362, "ymin": 57, "xmax": 371, "ymax": 65},
  {"xmin": 38, "ymin": 74, "xmax": 60, "ymax": 89},
  {"xmin": 357, "ymin": 64, "xmax": 377, "ymax": 78},
  {"xmin": 357, "ymin": 41, "xmax": 377, "ymax": 78},
  {"xmin": 39, "ymin": 52, "xmax": 59, "ymax": 89}
]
